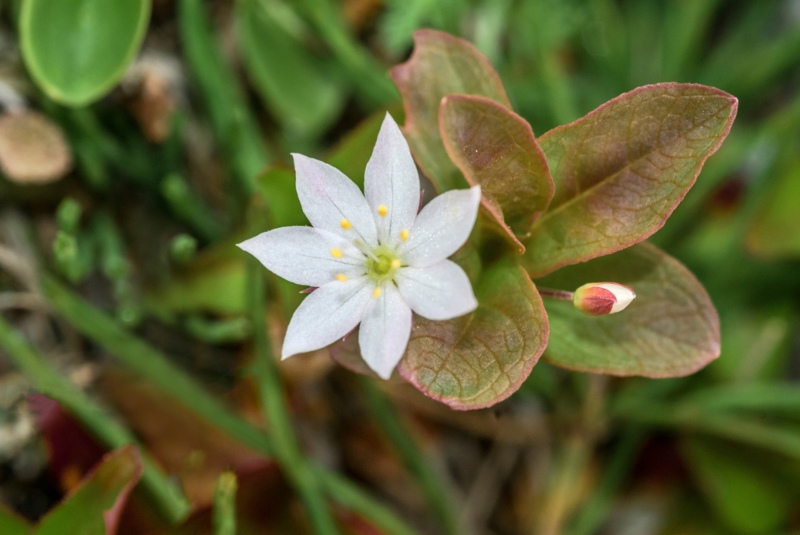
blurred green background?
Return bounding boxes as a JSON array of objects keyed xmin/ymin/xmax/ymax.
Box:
[{"xmin": 0, "ymin": 0, "xmax": 799, "ymax": 534}]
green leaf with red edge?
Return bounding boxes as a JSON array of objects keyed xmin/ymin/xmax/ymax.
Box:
[
  {"xmin": 0, "ymin": 503, "xmax": 31, "ymax": 535},
  {"xmin": 440, "ymin": 94, "xmax": 554, "ymax": 252},
  {"xmin": 523, "ymin": 83, "xmax": 738, "ymax": 278},
  {"xmin": 390, "ymin": 29, "xmax": 510, "ymax": 193},
  {"xmin": 536, "ymin": 242, "xmax": 719, "ymax": 377},
  {"xmin": 398, "ymin": 259, "xmax": 548, "ymax": 410},
  {"xmin": 35, "ymin": 446, "xmax": 142, "ymax": 535}
]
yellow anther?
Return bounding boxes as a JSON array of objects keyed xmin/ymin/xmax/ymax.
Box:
[
  {"xmin": 330, "ymin": 248, "xmax": 343, "ymax": 258},
  {"xmin": 372, "ymin": 287, "xmax": 382, "ymax": 298},
  {"xmin": 400, "ymin": 229, "xmax": 409, "ymax": 242},
  {"xmin": 336, "ymin": 273, "xmax": 348, "ymax": 282},
  {"xmin": 340, "ymin": 219, "xmax": 352, "ymax": 229},
  {"xmin": 391, "ymin": 259, "xmax": 401, "ymax": 269},
  {"xmin": 377, "ymin": 204, "xmax": 388, "ymax": 217}
]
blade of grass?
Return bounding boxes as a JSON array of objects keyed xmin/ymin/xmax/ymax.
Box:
[
  {"xmin": 617, "ymin": 404, "xmax": 800, "ymax": 461},
  {"xmin": 316, "ymin": 469, "xmax": 420, "ymax": 535},
  {"xmin": 360, "ymin": 378, "xmax": 460, "ymax": 535},
  {"xmin": 661, "ymin": 0, "xmax": 722, "ymax": 79},
  {"xmin": 177, "ymin": 0, "xmax": 269, "ymax": 197},
  {"xmin": 40, "ymin": 273, "xmax": 275, "ymax": 455},
  {"xmin": 40, "ymin": 272, "xmax": 420, "ymax": 535},
  {"xmin": 246, "ymin": 259, "xmax": 341, "ymax": 535},
  {"xmin": 681, "ymin": 383, "xmax": 800, "ymax": 415},
  {"xmin": 0, "ymin": 314, "xmax": 191, "ymax": 524},
  {"xmin": 292, "ymin": 0, "xmax": 397, "ymax": 108}
]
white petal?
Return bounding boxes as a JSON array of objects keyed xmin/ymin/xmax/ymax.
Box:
[
  {"xmin": 282, "ymin": 279, "xmax": 372, "ymax": 358},
  {"xmin": 293, "ymin": 154, "xmax": 378, "ymax": 247},
  {"xmin": 364, "ymin": 113, "xmax": 421, "ymax": 246},
  {"xmin": 238, "ymin": 227, "xmax": 365, "ymax": 287},
  {"xmin": 358, "ymin": 284, "xmax": 412, "ymax": 379},
  {"xmin": 401, "ymin": 186, "xmax": 481, "ymax": 267},
  {"xmin": 396, "ymin": 260, "xmax": 478, "ymax": 320},
  {"xmin": 597, "ymin": 283, "xmax": 636, "ymax": 313}
]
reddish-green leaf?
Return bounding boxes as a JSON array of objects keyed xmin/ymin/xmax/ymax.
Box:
[
  {"xmin": 440, "ymin": 94, "xmax": 554, "ymax": 252},
  {"xmin": 36, "ymin": 446, "xmax": 142, "ymax": 535},
  {"xmin": 390, "ymin": 29, "xmax": 510, "ymax": 193},
  {"xmin": 537, "ymin": 242, "xmax": 719, "ymax": 377},
  {"xmin": 398, "ymin": 259, "xmax": 548, "ymax": 410},
  {"xmin": 524, "ymin": 83, "xmax": 738, "ymax": 277}
]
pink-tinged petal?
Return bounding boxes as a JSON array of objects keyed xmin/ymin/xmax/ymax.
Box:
[
  {"xmin": 401, "ymin": 186, "xmax": 481, "ymax": 267},
  {"xmin": 293, "ymin": 154, "xmax": 378, "ymax": 247},
  {"xmin": 282, "ymin": 279, "xmax": 372, "ymax": 358},
  {"xmin": 358, "ymin": 284, "xmax": 412, "ymax": 379},
  {"xmin": 396, "ymin": 260, "xmax": 477, "ymax": 320},
  {"xmin": 364, "ymin": 113, "xmax": 421, "ymax": 245},
  {"xmin": 573, "ymin": 282, "xmax": 636, "ymax": 316},
  {"xmin": 238, "ymin": 227, "xmax": 365, "ymax": 287}
]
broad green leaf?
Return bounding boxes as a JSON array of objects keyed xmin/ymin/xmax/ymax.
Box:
[
  {"xmin": 538, "ymin": 242, "xmax": 719, "ymax": 376},
  {"xmin": 253, "ymin": 166, "xmax": 308, "ymax": 318},
  {"xmin": 20, "ymin": 0, "xmax": 150, "ymax": 106},
  {"xmin": 327, "ymin": 109, "xmax": 404, "ymax": 188},
  {"xmin": 36, "ymin": 446, "xmax": 142, "ymax": 535},
  {"xmin": 682, "ymin": 436, "xmax": 795, "ymax": 534},
  {"xmin": 440, "ymin": 94, "xmax": 554, "ymax": 251},
  {"xmin": 390, "ymin": 29, "xmax": 510, "ymax": 193},
  {"xmin": 524, "ymin": 83, "xmax": 737, "ymax": 277},
  {"xmin": 255, "ymin": 166, "xmax": 307, "ymax": 229},
  {"xmin": 236, "ymin": 0, "xmax": 343, "ymax": 136},
  {"xmin": 398, "ymin": 259, "xmax": 548, "ymax": 410},
  {"xmin": 147, "ymin": 245, "xmax": 247, "ymax": 316},
  {"xmin": 0, "ymin": 503, "xmax": 31, "ymax": 535},
  {"xmin": 746, "ymin": 159, "xmax": 800, "ymax": 259}
]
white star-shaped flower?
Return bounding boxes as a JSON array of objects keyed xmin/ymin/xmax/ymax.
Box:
[{"xmin": 238, "ymin": 113, "xmax": 481, "ymax": 379}]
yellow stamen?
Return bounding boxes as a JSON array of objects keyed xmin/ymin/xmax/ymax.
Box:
[
  {"xmin": 400, "ymin": 229, "xmax": 409, "ymax": 242},
  {"xmin": 336, "ymin": 273, "xmax": 348, "ymax": 282},
  {"xmin": 330, "ymin": 248, "xmax": 343, "ymax": 258},
  {"xmin": 340, "ymin": 219, "xmax": 352, "ymax": 229},
  {"xmin": 391, "ymin": 259, "xmax": 401, "ymax": 269},
  {"xmin": 372, "ymin": 287, "xmax": 382, "ymax": 298},
  {"xmin": 377, "ymin": 204, "xmax": 388, "ymax": 217}
]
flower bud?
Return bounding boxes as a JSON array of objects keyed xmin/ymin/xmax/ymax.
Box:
[{"xmin": 573, "ymin": 282, "xmax": 636, "ymax": 316}]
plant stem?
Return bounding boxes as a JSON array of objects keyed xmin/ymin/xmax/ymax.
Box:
[
  {"xmin": 213, "ymin": 472, "xmax": 238, "ymax": 535},
  {"xmin": 0, "ymin": 315, "xmax": 191, "ymax": 524},
  {"xmin": 534, "ymin": 435, "xmax": 590, "ymax": 535},
  {"xmin": 567, "ymin": 427, "xmax": 645, "ymax": 535},
  {"xmin": 533, "ymin": 376, "xmax": 607, "ymax": 535},
  {"xmin": 360, "ymin": 377, "xmax": 460, "ymax": 535},
  {"xmin": 536, "ymin": 287, "xmax": 574, "ymax": 301},
  {"xmin": 247, "ymin": 260, "xmax": 341, "ymax": 535}
]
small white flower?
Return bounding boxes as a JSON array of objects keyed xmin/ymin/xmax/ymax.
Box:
[{"xmin": 238, "ymin": 114, "xmax": 481, "ymax": 379}]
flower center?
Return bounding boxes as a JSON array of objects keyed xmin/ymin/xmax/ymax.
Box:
[{"xmin": 366, "ymin": 246, "xmax": 401, "ymax": 283}]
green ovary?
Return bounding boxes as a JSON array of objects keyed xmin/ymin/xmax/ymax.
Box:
[{"xmin": 366, "ymin": 247, "xmax": 401, "ymax": 283}]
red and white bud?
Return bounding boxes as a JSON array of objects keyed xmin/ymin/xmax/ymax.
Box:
[{"xmin": 573, "ymin": 282, "xmax": 636, "ymax": 316}]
